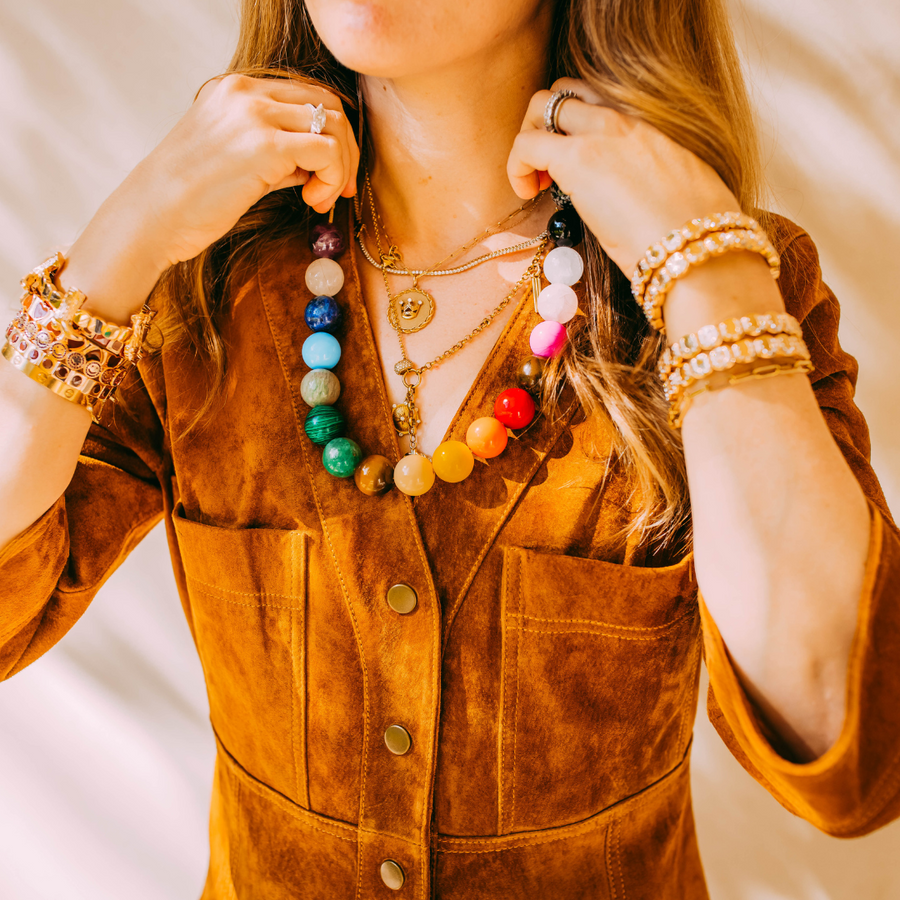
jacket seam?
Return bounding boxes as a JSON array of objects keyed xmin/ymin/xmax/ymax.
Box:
[
  {"xmin": 184, "ymin": 574, "xmax": 300, "ymax": 602},
  {"xmin": 512, "ymin": 610, "xmax": 695, "ymax": 633},
  {"xmin": 191, "ymin": 586, "xmax": 301, "ymax": 611}
]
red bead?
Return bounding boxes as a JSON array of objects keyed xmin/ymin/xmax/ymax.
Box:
[{"xmin": 493, "ymin": 388, "xmax": 536, "ymax": 429}]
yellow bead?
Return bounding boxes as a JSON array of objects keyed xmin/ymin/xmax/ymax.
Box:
[
  {"xmin": 393, "ymin": 454, "xmax": 436, "ymax": 496},
  {"xmin": 432, "ymin": 440, "xmax": 475, "ymax": 483}
]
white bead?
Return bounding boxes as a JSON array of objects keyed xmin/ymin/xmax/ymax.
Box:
[
  {"xmin": 537, "ymin": 283, "xmax": 579, "ymax": 324},
  {"xmin": 543, "ymin": 246, "xmax": 584, "ymax": 286},
  {"xmin": 305, "ymin": 258, "xmax": 345, "ymax": 296}
]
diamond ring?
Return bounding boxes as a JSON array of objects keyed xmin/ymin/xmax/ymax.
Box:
[
  {"xmin": 308, "ymin": 103, "xmax": 327, "ymax": 135},
  {"xmin": 543, "ymin": 89, "xmax": 578, "ymax": 135}
]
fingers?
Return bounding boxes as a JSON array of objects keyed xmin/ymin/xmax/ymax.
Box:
[
  {"xmin": 268, "ymin": 98, "xmax": 360, "ymax": 211},
  {"xmin": 507, "ymin": 129, "xmax": 572, "ymax": 199},
  {"xmin": 273, "ymin": 131, "xmax": 349, "ymax": 212},
  {"xmin": 522, "ymin": 89, "xmax": 617, "ymax": 137},
  {"xmin": 549, "ymin": 77, "xmax": 605, "ymax": 106}
]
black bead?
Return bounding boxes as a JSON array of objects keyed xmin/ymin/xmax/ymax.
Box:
[{"xmin": 548, "ymin": 206, "xmax": 583, "ymax": 248}]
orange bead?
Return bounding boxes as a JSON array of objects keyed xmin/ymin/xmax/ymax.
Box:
[
  {"xmin": 393, "ymin": 453, "xmax": 436, "ymax": 496},
  {"xmin": 433, "ymin": 440, "xmax": 475, "ymax": 483},
  {"xmin": 466, "ymin": 416, "xmax": 509, "ymax": 459}
]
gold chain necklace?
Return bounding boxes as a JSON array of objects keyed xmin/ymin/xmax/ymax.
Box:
[
  {"xmin": 357, "ymin": 197, "xmax": 549, "ymax": 454},
  {"xmin": 355, "ymin": 172, "xmax": 548, "ymax": 334}
]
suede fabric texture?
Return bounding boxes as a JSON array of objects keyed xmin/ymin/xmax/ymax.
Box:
[{"xmin": 1, "ymin": 205, "xmax": 898, "ymax": 899}]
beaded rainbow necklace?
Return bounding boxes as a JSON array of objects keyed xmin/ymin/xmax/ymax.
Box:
[{"xmin": 296, "ymin": 194, "xmax": 584, "ymax": 498}]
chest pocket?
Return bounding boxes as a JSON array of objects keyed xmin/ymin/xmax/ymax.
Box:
[
  {"xmin": 172, "ymin": 504, "xmax": 309, "ymax": 808},
  {"xmin": 498, "ymin": 545, "xmax": 700, "ymax": 834}
]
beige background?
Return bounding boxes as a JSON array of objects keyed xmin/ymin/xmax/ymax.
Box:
[{"xmin": 0, "ymin": 1, "xmax": 898, "ymax": 897}]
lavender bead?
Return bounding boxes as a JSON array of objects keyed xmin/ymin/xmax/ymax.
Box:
[{"xmin": 310, "ymin": 224, "xmax": 346, "ymax": 259}]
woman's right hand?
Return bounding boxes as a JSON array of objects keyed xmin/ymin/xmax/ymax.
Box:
[
  {"xmin": 58, "ymin": 75, "xmax": 360, "ymax": 321},
  {"xmin": 143, "ymin": 75, "xmax": 360, "ymax": 265}
]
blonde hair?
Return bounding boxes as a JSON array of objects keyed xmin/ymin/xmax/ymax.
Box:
[{"xmin": 156, "ymin": 0, "xmax": 766, "ymax": 552}]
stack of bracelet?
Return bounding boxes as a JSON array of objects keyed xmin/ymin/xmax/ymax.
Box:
[
  {"xmin": 631, "ymin": 212, "xmax": 815, "ymax": 429},
  {"xmin": 659, "ymin": 313, "xmax": 813, "ymax": 427},
  {"xmin": 2, "ymin": 253, "xmax": 155, "ymax": 419}
]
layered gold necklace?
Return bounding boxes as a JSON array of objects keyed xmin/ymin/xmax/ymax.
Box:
[
  {"xmin": 355, "ymin": 172, "xmax": 548, "ymax": 336},
  {"xmin": 353, "ymin": 173, "xmax": 549, "ymax": 451}
]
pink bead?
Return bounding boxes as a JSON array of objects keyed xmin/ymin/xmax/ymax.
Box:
[{"xmin": 529, "ymin": 321, "xmax": 567, "ymax": 358}]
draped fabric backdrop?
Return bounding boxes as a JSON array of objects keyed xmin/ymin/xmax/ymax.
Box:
[{"xmin": 0, "ymin": 2, "xmax": 897, "ymax": 897}]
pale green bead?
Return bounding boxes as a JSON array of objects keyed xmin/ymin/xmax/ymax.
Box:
[{"xmin": 301, "ymin": 368, "xmax": 341, "ymax": 407}]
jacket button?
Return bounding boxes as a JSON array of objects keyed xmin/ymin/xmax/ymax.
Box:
[
  {"xmin": 384, "ymin": 725, "xmax": 412, "ymax": 756},
  {"xmin": 380, "ymin": 859, "xmax": 405, "ymax": 890},
  {"xmin": 386, "ymin": 583, "xmax": 418, "ymax": 615}
]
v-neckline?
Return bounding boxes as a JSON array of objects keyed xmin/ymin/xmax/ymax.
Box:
[{"xmin": 343, "ymin": 201, "xmax": 538, "ymax": 462}]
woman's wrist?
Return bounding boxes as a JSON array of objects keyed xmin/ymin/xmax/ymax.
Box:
[
  {"xmin": 56, "ymin": 176, "xmax": 174, "ymax": 325},
  {"xmin": 661, "ymin": 251, "xmax": 786, "ymax": 340}
]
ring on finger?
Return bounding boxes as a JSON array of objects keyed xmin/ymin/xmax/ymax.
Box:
[
  {"xmin": 543, "ymin": 89, "xmax": 578, "ymax": 135},
  {"xmin": 307, "ymin": 102, "xmax": 327, "ymax": 135}
]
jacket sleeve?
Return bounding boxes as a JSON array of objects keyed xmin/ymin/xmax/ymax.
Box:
[
  {"xmin": 0, "ymin": 358, "xmax": 167, "ymax": 680},
  {"xmin": 699, "ymin": 216, "xmax": 900, "ymax": 838}
]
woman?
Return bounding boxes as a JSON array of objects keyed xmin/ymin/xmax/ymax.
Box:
[{"xmin": 1, "ymin": 0, "xmax": 898, "ymax": 896}]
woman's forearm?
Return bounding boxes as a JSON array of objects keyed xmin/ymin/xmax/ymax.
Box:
[
  {"xmin": 668, "ymin": 251, "xmax": 871, "ymax": 761},
  {"xmin": 0, "ymin": 175, "xmax": 171, "ymax": 556}
]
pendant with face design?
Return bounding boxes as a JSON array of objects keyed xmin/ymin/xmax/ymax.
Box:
[
  {"xmin": 389, "ymin": 286, "xmax": 435, "ymax": 333},
  {"xmin": 391, "ymin": 402, "xmax": 421, "ymax": 436}
]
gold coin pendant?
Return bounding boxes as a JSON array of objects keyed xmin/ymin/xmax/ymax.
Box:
[{"xmin": 390, "ymin": 287, "xmax": 435, "ymax": 333}]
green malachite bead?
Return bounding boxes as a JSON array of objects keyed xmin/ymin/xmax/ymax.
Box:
[
  {"xmin": 304, "ymin": 405, "xmax": 346, "ymax": 445},
  {"xmin": 323, "ymin": 437, "xmax": 363, "ymax": 477}
]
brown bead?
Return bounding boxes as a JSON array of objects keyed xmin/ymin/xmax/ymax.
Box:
[
  {"xmin": 354, "ymin": 454, "xmax": 395, "ymax": 496},
  {"xmin": 517, "ymin": 355, "xmax": 546, "ymax": 396}
]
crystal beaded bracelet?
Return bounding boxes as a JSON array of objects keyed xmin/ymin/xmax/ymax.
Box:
[{"xmin": 631, "ymin": 214, "xmax": 781, "ymax": 333}]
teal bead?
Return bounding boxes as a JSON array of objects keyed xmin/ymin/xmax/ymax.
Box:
[
  {"xmin": 323, "ymin": 437, "xmax": 363, "ymax": 478},
  {"xmin": 304, "ymin": 405, "xmax": 346, "ymax": 445},
  {"xmin": 302, "ymin": 332, "xmax": 342, "ymax": 369}
]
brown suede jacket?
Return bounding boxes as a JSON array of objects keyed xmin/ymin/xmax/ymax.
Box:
[{"xmin": 1, "ymin": 208, "xmax": 899, "ymax": 899}]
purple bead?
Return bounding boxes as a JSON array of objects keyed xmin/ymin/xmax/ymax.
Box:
[
  {"xmin": 310, "ymin": 224, "xmax": 346, "ymax": 259},
  {"xmin": 305, "ymin": 295, "xmax": 343, "ymax": 333}
]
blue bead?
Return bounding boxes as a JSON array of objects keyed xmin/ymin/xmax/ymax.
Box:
[
  {"xmin": 302, "ymin": 332, "xmax": 342, "ymax": 370},
  {"xmin": 305, "ymin": 295, "xmax": 343, "ymax": 333}
]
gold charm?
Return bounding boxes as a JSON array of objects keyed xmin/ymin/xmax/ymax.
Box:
[
  {"xmin": 391, "ymin": 402, "xmax": 421, "ymax": 436},
  {"xmin": 394, "ymin": 358, "xmax": 415, "ymax": 375},
  {"xmin": 389, "ymin": 286, "xmax": 435, "ymax": 333}
]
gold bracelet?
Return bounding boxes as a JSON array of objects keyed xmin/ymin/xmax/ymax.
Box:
[
  {"xmin": 6, "ymin": 305, "xmax": 128, "ymax": 378},
  {"xmin": 658, "ymin": 312, "xmax": 803, "ymax": 378},
  {"xmin": 631, "ymin": 212, "xmax": 759, "ymax": 298},
  {"xmin": 664, "ymin": 333, "xmax": 811, "ymax": 400},
  {"xmin": 1, "ymin": 339, "xmax": 114, "ymax": 416},
  {"xmin": 20, "ymin": 254, "xmax": 156, "ymax": 362},
  {"xmin": 631, "ymin": 215, "xmax": 781, "ymax": 333},
  {"xmin": 3, "ymin": 332, "xmax": 125, "ymax": 396},
  {"xmin": 669, "ymin": 359, "xmax": 815, "ymax": 428}
]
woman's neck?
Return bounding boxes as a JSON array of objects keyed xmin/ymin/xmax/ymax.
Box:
[{"xmin": 360, "ymin": 9, "xmax": 553, "ymax": 263}]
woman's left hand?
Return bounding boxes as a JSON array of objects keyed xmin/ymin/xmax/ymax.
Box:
[{"xmin": 508, "ymin": 77, "xmax": 740, "ymax": 277}]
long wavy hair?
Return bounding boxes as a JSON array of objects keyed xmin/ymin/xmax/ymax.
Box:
[{"xmin": 155, "ymin": 0, "xmax": 766, "ymax": 552}]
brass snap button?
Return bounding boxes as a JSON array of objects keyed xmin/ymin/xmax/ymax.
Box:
[
  {"xmin": 386, "ymin": 583, "xmax": 418, "ymax": 615},
  {"xmin": 384, "ymin": 725, "xmax": 412, "ymax": 756},
  {"xmin": 380, "ymin": 859, "xmax": 405, "ymax": 890}
]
